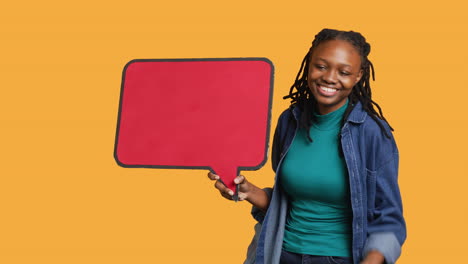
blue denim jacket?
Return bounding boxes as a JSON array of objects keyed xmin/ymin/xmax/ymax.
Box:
[{"xmin": 245, "ymin": 102, "xmax": 406, "ymax": 264}]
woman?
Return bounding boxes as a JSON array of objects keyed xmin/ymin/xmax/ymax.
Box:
[{"xmin": 208, "ymin": 29, "xmax": 406, "ymax": 264}]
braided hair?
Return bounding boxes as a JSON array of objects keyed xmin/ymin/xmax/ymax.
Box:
[{"xmin": 284, "ymin": 28, "xmax": 393, "ymax": 141}]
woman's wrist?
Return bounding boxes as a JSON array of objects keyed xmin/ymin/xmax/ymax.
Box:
[
  {"xmin": 361, "ymin": 250, "xmax": 384, "ymax": 264},
  {"xmin": 245, "ymin": 184, "xmax": 269, "ymax": 211}
]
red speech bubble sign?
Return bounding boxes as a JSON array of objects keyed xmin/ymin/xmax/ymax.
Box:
[{"xmin": 114, "ymin": 58, "xmax": 274, "ymax": 192}]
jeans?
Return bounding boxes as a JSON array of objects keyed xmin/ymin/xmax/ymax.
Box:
[{"xmin": 280, "ymin": 249, "xmax": 353, "ymax": 264}]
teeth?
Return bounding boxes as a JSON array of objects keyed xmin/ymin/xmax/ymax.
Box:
[{"xmin": 319, "ymin": 85, "xmax": 337, "ymax": 92}]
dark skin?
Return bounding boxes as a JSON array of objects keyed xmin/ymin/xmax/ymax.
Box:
[{"xmin": 208, "ymin": 39, "xmax": 384, "ymax": 264}]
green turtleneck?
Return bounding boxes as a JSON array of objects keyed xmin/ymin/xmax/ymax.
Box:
[{"xmin": 280, "ymin": 100, "xmax": 352, "ymax": 257}]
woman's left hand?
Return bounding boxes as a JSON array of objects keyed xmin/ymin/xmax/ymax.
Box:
[{"xmin": 360, "ymin": 250, "xmax": 384, "ymax": 264}]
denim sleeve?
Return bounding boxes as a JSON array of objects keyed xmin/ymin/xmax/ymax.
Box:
[
  {"xmin": 244, "ymin": 222, "xmax": 262, "ymax": 264},
  {"xmin": 251, "ymin": 187, "xmax": 273, "ymax": 223},
  {"xmin": 363, "ymin": 152, "xmax": 406, "ymax": 264}
]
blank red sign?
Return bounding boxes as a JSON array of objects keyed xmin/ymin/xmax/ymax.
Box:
[{"xmin": 114, "ymin": 58, "xmax": 274, "ymax": 191}]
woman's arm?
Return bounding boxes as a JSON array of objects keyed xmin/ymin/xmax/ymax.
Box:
[
  {"xmin": 362, "ymin": 121, "xmax": 406, "ymax": 264},
  {"xmin": 363, "ymin": 151, "xmax": 406, "ymax": 263}
]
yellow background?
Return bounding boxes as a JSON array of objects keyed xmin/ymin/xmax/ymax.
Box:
[{"xmin": 1, "ymin": 0, "xmax": 467, "ymax": 263}]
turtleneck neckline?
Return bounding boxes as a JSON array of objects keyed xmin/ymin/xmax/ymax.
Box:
[{"xmin": 313, "ymin": 100, "xmax": 349, "ymax": 131}]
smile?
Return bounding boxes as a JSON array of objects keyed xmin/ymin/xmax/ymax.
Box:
[
  {"xmin": 317, "ymin": 84, "xmax": 339, "ymax": 96},
  {"xmin": 320, "ymin": 86, "xmax": 337, "ymax": 92}
]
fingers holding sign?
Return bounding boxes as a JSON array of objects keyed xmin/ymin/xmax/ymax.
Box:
[{"xmin": 207, "ymin": 172, "xmax": 250, "ymax": 201}]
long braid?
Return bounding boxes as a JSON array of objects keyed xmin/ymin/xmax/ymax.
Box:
[{"xmin": 284, "ymin": 29, "xmax": 393, "ymax": 141}]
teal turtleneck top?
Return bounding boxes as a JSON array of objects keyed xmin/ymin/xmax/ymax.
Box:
[{"xmin": 280, "ymin": 100, "xmax": 352, "ymax": 257}]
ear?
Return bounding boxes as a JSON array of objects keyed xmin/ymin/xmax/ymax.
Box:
[{"xmin": 355, "ymin": 69, "xmax": 363, "ymax": 84}]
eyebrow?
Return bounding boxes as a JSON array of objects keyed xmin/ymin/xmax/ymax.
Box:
[{"xmin": 315, "ymin": 57, "xmax": 352, "ymax": 68}]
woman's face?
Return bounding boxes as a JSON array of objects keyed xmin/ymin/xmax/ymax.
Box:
[{"xmin": 307, "ymin": 39, "xmax": 363, "ymax": 115}]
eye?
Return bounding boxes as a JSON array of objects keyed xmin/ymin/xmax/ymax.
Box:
[
  {"xmin": 340, "ymin": 71, "xmax": 351, "ymax": 76},
  {"xmin": 315, "ymin": 64, "xmax": 326, "ymax": 70}
]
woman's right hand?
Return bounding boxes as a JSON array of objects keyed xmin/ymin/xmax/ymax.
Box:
[
  {"xmin": 207, "ymin": 172, "xmax": 270, "ymax": 211},
  {"xmin": 207, "ymin": 172, "xmax": 251, "ymax": 201}
]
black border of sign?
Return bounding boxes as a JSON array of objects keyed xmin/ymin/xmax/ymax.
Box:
[{"xmin": 114, "ymin": 57, "xmax": 275, "ymax": 176}]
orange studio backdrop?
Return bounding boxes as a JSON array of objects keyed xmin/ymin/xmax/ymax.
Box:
[{"xmin": 1, "ymin": 0, "xmax": 467, "ymax": 263}]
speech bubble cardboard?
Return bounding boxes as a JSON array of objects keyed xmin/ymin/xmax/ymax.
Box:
[{"xmin": 114, "ymin": 58, "xmax": 274, "ymax": 192}]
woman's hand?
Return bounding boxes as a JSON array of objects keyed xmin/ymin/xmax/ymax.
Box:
[
  {"xmin": 360, "ymin": 250, "xmax": 384, "ymax": 264},
  {"xmin": 207, "ymin": 172, "xmax": 270, "ymax": 211},
  {"xmin": 207, "ymin": 172, "xmax": 251, "ymax": 201}
]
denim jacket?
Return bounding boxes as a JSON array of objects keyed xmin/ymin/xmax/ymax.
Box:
[{"xmin": 245, "ymin": 102, "xmax": 406, "ymax": 264}]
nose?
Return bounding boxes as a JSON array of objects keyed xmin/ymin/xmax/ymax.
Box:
[{"xmin": 322, "ymin": 69, "xmax": 338, "ymax": 84}]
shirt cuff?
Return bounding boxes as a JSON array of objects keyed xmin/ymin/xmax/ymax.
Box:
[{"xmin": 363, "ymin": 232, "xmax": 402, "ymax": 264}]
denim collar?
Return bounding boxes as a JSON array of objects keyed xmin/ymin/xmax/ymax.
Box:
[{"xmin": 346, "ymin": 102, "xmax": 367, "ymax": 124}]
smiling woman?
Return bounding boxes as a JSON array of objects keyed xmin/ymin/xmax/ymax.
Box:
[{"xmin": 208, "ymin": 28, "xmax": 406, "ymax": 264}]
